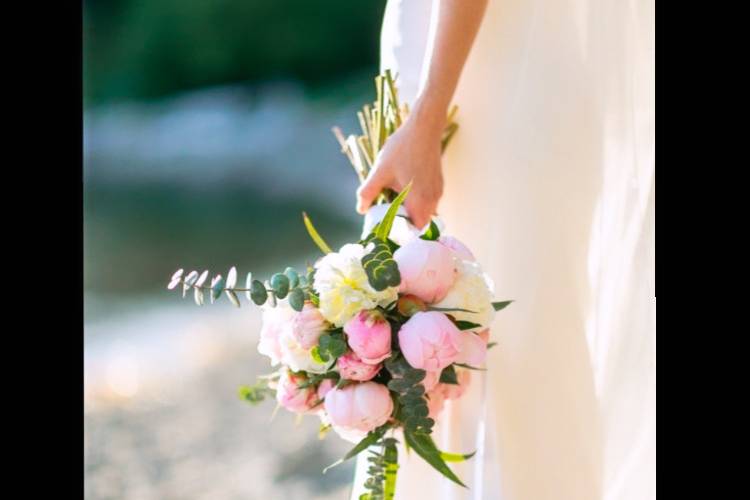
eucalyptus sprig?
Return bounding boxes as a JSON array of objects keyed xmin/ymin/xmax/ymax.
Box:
[{"xmin": 167, "ymin": 265, "xmax": 315, "ymax": 311}]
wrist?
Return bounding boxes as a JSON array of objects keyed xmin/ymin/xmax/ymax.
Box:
[{"xmin": 410, "ymin": 93, "xmax": 449, "ymax": 136}]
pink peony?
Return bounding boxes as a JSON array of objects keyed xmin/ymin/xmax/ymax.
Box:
[
  {"xmin": 426, "ymin": 388, "xmax": 446, "ymax": 419},
  {"xmin": 422, "ymin": 370, "xmax": 441, "ymax": 392},
  {"xmin": 324, "ymin": 382, "xmax": 394, "ymax": 433},
  {"xmin": 276, "ymin": 370, "xmax": 318, "ymax": 414},
  {"xmin": 394, "ymin": 239, "xmax": 457, "ymax": 303},
  {"xmin": 344, "ymin": 310, "xmax": 392, "ymax": 364},
  {"xmin": 398, "ymin": 311, "xmax": 462, "ymax": 372},
  {"xmin": 456, "ymin": 329, "xmax": 489, "ymax": 367},
  {"xmin": 439, "ymin": 369, "xmax": 472, "ymax": 400},
  {"xmin": 317, "ymin": 379, "xmax": 335, "ymax": 401},
  {"xmin": 257, "ymin": 305, "xmax": 296, "ymax": 365},
  {"xmin": 292, "ymin": 301, "xmax": 328, "ymax": 349},
  {"xmin": 337, "ymin": 352, "xmax": 381, "ymax": 381},
  {"xmin": 438, "ymin": 235, "xmax": 476, "ymax": 261}
]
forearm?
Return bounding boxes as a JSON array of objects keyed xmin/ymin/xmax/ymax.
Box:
[{"xmin": 413, "ymin": 0, "xmax": 489, "ymax": 129}]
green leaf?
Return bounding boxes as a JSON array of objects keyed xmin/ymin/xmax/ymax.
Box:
[
  {"xmin": 225, "ymin": 289, "xmax": 241, "ymax": 308},
  {"xmin": 440, "ymin": 450, "xmax": 476, "ymax": 462},
  {"xmin": 492, "ymin": 300, "xmax": 513, "ymax": 311},
  {"xmin": 403, "ymin": 431, "xmax": 467, "ymax": 488},
  {"xmin": 288, "ymin": 287, "xmax": 305, "ymax": 311},
  {"xmin": 323, "ymin": 426, "xmax": 389, "ymax": 474},
  {"xmin": 210, "ymin": 276, "xmax": 224, "ymax": 302},
  {"xmin": 487, "ymin": 342, "xmax": 498, "ymax": 349},
  {"xmin": 183, "ymin": 270, "xmax": 198, "ymax": 298},
  {"xmin": 439, "ymin": 365, "xmax": 458, "ymax": 385},
  {"xmin": 270, "ymin": 273, "xmax": 290, "ymax": 299},
  {"xmin": 250, "ymin": 280, "xmax": 268, "ymax": 305},
  {"xmin": 302, "ymin": 212, "xmax": 333, "ymax": 254},
  {"xmin": 244, "ymin": 272, "xmax": 253, "ymax": 301},
  {"xmin": 420, "ymin": 219, "xmax": 441, "ymax": 241},
  {"xmin": 226, "ymin": 266, "xmax": 237, "ymax": 288},
  {"xmin": 284, "ymin": 267, "xmax": 300, "ymax": 288},
  {"xmin": 361, "ymin": 241, "xmax": 401, "ymax": 291},
  {"xmin": 375, "ymin": 181, "xmax": 412, "ymax": 241},
  {"xmin": 453, "ymin": 320, "xmax": 482, "ymax": 331},
  {"xmin": 311, "ymin": 346, "xmax": 329, "ymax": 364}
]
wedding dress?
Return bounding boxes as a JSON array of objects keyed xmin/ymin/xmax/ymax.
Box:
[{"xmin": 352, "ymin": 0, "xmax": 655, "ymax": 499}]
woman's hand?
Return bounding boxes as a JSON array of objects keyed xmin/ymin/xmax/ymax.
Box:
[{"xmin": 355, "ymin": 105, "xmax": 445, "ymax": 230}]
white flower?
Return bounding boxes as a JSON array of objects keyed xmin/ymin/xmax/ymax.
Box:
[
  {"xmin": 313, "ymin": 243, "xmax": 398, "ymax": 327},
  {"xmin": 433, "ymin": 259, "xmax": 496, "ymax": 329}
]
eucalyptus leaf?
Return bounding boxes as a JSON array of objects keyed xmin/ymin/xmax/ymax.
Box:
[
  {"xmin": 226, "ymin": 266, "xmax": 237, "ymax": 289},
  {"xmin": 226, "ymin": 289, "xmax": 241, "ymax": 308},
  {"xmin": 284, "ymin": 267, "xmax": 299, "ymax": 288},
  {"xmin": 439, "ymin": 365, "xmax": 458, "ymax": 385},
  {"xmin": 211, "ymin": 276, "xmax": 224, "ymax": 303},
  {"xmin": 245, "ymin": 272, "xmax": 253, "ymax": 300},
  {"xmin": 183, "ymin": 271, "xmax": 198, "ymax": 298},
  {"xmin": 288, "ymin": 287, "xmax": 305, "ymax": 311},
  {"xmin": 193, "ymin": 287, "xmax": 204, "ymax": 306},
  {"xmin": 270, "ymin": 273, "xmax": 290, "ymax": 299},
  {"xmin": 250, "ymin": 280, "xmax": 267, "ymax": 305},
  {"xmin": 195, "ymin": 270, "xmax": 209, "ymax": 287}
]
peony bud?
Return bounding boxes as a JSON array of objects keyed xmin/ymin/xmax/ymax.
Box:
[{"xmin": 344, "ymin": 310, "xmax": 392, "ymax": 365}]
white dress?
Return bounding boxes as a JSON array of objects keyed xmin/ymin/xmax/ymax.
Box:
[{"xmin": 352, "ymin": 0, "xmax": 655, "ymax": 499}]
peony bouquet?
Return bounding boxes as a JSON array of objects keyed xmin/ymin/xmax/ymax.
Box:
[{"xmin": 167, "ymin": 71, "xmax": 511, "ymax": 499}]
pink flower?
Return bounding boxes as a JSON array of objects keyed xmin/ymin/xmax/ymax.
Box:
[
  {"xmin": 438, "ymin": 235, "xmax": 476, "ymax": 261},
  {"xmin": 344, "ymin": 310, "xmax": 392, "ymax": 364},
  {"xmin": 394, "ymin": 239, "xmax": 457, "ymax": 303},
  {"xmin": 324, "ymin": 382, "xmax": 394, "ymax": 433},
  {"xmin": 456, "ymin": 329, "xmax": 488, "ymax": 367},
  {"xmin": 337, "ymin": 352, "xmax": 381, "ymax": 381},
  {"xmin": 275, "ymin": 370, "xmax": 317, "ymax": 414},
  {"xmin": 317, "ymin": 379, "xmax": 335, "ymax": 401},
  {"xmin": 440, "ymin": 369, "xmax": 472, "ymax": 400},
  {"xmin": 257, "ymin": 305, "xmax": 296, "ymax": 365},
  {"xmin": 422, "ymin": 370, "xmax": 441, "ymax": 392},
  {"xmin": 292, "ymin": 301, "xmax": 328, "ymax": 349},
  {"xmin": 426, "ymin": 389, "xmax": 446, "ymax": 419},
  {"xmin": 398, "ymin": 311, "xmax": 462, "ymax": 372}
]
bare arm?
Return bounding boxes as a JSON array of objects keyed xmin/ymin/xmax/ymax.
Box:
[{"xmin": 356, "ymin": 0, "xmax": 489, "ymax": 229}]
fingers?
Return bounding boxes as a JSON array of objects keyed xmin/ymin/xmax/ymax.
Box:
[
  {"xmin": 405, "ymin": 195, "xmax": 436, "ymax": 231},
  {"xmin": 356, "ymin": 165, "xmax": 392, "ymax": 214}
]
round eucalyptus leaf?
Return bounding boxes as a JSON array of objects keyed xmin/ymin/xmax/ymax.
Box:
[
  {"xmin": 250, "ymin": 280, "xmax": 268, "ymax": 305},
  {"xmin": 270, "ymin": 273, "xmax": 290, "ymax": 299},
  {"xmin": 288, "ymin": 288, "xmax": 305, "ymax": 311},
  {"xmin": 284, "ymin": 267, "xmax": 299, "ymax": 288}
]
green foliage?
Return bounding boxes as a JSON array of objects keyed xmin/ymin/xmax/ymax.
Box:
[
  {"xmin": 317, "ymin": 331, "xmax": 348, "ymax": 362},
  {"xmin": 492, "ymin": 300, "xmax": 513, "ymax": 311},
  {"xmin": 420, "ymin": 220, "xmax": 441, "ymax": 241},
  {"xmin": 402, "ymin": 430, "xmax": 467, "ymax": 488},
  {"xmin": 302, "ymin": 212, "xmax": 334, "ymax": 254},
  {"xmin": 270, "ymin": 273, "xmax": 290, "ymax": 299},
  {"xmin": 323, "ymin": 424, "xmax": 390, "ymax": 474},
  {"xmin": 385, "ymin": 356, "xmax": 434, "ymax": 435},
  {"xmin": 84, "ymin": 0, "xmax": 385, "ymax": 104},
  {"xmin": 250, "ymin": 280, "xmax": 268, "ymax": 305},
  {"xmin": 360, "ymin": 437, "xmax": 399, "ymax": 500},
  {"xmin": 453, "ymin": 320, "xmax": 483, "ymax": 331},
  {"xmin": 375, "ymin": 182, "xmax": 412, "ymax": 242},
  {"xmin": 361, "ymin": 241, "xmax": 401, "ymax": 292},
  {"xmin": 238, "ymin": 379, "xmax": 275, "ymax": 405},
  {"xmin": 439, "ymin": 365, "xmax": 458, "ymax": 385},
  {"xmin": 288, "ymin": 287, "xmax": 305, "ymax": 311}
]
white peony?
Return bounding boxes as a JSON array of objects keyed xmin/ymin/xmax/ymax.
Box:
[
  {"xmin": 433, "ymin": 259, "xmax": 496, "ymax": 329},
  {"xmin": 313, "ymin": 243, "xmax": 398, "ymax": 327}
]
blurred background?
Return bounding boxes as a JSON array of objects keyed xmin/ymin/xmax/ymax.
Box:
[{"xmin": 84, "ymin": 1, "xmax": 386, "ymax": 498}]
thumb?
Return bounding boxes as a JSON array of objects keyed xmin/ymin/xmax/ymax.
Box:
[{"xmin": 356, "ymin": 166, "xmax": 391, "ymax": 214}]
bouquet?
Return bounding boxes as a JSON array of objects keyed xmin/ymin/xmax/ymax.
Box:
[{"xmin": 167, "ymin": 71, "xmax": 511, "ymax": 499}]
